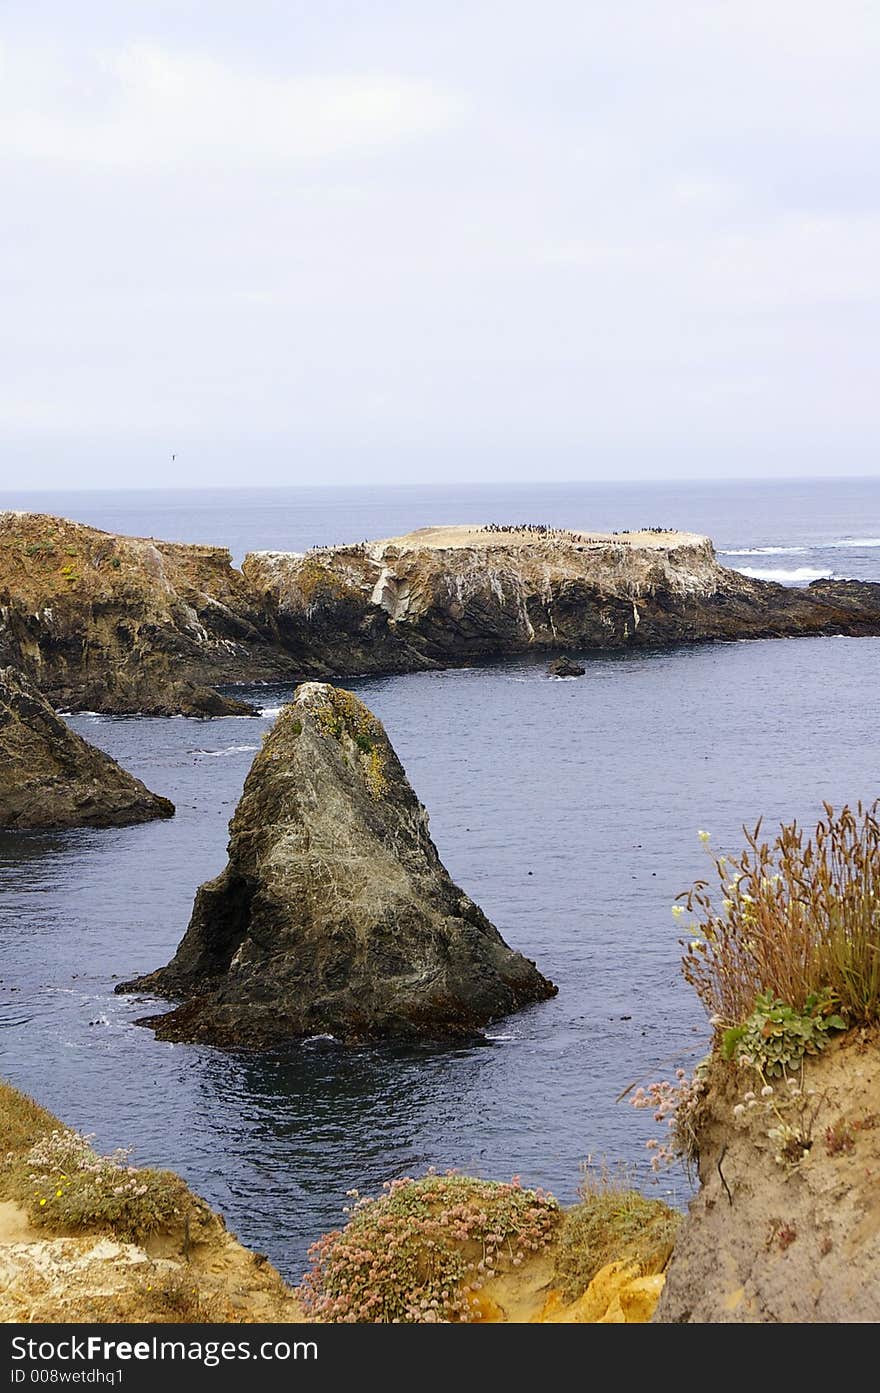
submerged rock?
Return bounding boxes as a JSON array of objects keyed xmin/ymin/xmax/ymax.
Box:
[
  {"xmin": 119, "ymin": 682, "xmax": 555, "ymax": 1044},
  {"xmin": 0, "ymin": 666, "xmax": 174, "ymax": 829},
  {"xmin": 547, "ymin": 657, "xmax": 586, "ymax": 677}
]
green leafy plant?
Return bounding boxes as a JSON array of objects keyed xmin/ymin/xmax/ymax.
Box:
[
  {"xmin": 722, "ymin": 991, "xmax": 847, "ymax": 1077},
  {"xmin": 15, "ymin": 1126, "xmax": 194, "ymax": 1242}
]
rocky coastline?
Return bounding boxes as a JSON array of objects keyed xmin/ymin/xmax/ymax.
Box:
[
  {"xmin": 4, "ymin": 513, "xmax": 880, "ymax": 717},
  {"xmin": 0, "ymin": 665, "xmax": 174, "ymax": 829}
]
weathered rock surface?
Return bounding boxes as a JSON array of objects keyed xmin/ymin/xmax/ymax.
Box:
[
  {"xmin": 0, "ymin": 666, "xmax": 174, "ymax": 829},
  {"xmin": 654, "ymin": 1031, "xmax": 880, "ymax": 1323},
  {"xmin": 118, "ymin": 682, "xmax": 556, "ymax": 1044},
  {"xmin": 7, "ymin": 516, "xmax": 880, "ymax": 716},
  {"xmin": 0, "ymin": 511, "xmax": 298, "ymax": 716},
  {"xmin": 243, "ymin": 524, "xmax": 880, "ymax": 676}
]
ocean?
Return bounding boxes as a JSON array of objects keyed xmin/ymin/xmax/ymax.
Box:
[{"xmin": 1, "ymin": 474, "xmax": 879, "ymax": 1280}]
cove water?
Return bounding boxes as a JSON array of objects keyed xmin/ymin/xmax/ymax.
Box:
[{"xmin": 1, "ymin": 475, "xmax": 879, "ymax": 1280}]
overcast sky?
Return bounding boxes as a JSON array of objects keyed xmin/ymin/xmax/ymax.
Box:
[{"xmin": 2, "ymin": 1, "xmax": 878, "ymax": 489}]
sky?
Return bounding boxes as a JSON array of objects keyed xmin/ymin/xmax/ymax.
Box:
[{"xmin": 1, "ymin": 1, "xmax": 879, "ymax": 489}]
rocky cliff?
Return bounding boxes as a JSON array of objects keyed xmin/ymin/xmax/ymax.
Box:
[
  {"xmin": 0, "ymin": 665, "xmax": 174, "ymax": 829},
  {"xmin": 655, "ymin": 1031, "xmax": 880, "ymax": 1323},
  {"xmin": 243, "ymin": 524, "xmax": 880, "ymax": 674},
  {"xmin": 0, "ymin": 1079, "xmax": 303, "ymax": 1323},
  {"xmin": 0, "ymin": 511, "xmax": 298, "ymax": 716},
  {"xmin": 118, "ymin": 682, "xmax": 556, "ymax": 1044}
]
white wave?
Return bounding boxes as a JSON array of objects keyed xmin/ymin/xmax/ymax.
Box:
[
  {"xmin": 722, "ymin": 546, "xmax": 807, "ymax": 556},
  {"xmin": 734, "ymin": 566, "xmax": 834, "ymax": 584},
  {"xmin": 485, "ymin": 1033, "xmax": 515, "ymax": 1041},
  {"xmin": 827, "ymin": 536, "xmax": 880, "ymax": 548},
  {"xmin": 259, "ymin": 706, "xmax": 284, "ymax": 717},
  {"xmin": 199, "ymin": 744, "xmax": 260, "ymax": 757}
]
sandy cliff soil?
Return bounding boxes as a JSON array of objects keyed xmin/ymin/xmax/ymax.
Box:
[{"xmin": 655, "ymin": 1029, "xmax": 880, "ymax": 1322}]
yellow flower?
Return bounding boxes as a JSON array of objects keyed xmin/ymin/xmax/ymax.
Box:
[
  {"xmin": 697, "ymin": 830, "xmax": 711, "ymax": 843},
  {"xmin": 55, "ymin": 1190, "xmax": 62, "ymax": 1197},
  {"xmin": 39, "ymin": 1198, "xmax": 47, "ymax": 1206},
  {"xmin": 671, "ymin": 905, "xmax": 685, "ymax": 918}
]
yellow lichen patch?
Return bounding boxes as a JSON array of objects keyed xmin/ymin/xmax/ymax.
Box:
[
  {"xmin": 534, "ymin": 1263, "xmax": 665, "ymax": 1323},
  {"xmin": 293, "ymin": 557, "xmax": 361, "ymax": 606},
  {"xmin": 468, "ymin": 1291, "xmax": 506, "ymax": 1322},
  {"xmin": 305, "ymin": 687, "xmax": 389, "ymax": 799}
]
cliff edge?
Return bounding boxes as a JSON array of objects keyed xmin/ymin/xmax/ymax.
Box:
[
  {"xmin": 655, "ymin": 1030, "xmax": 880, "ymax": 1323},
  {"xmin": 0, "ymin": 511, "xmax": 297, "ymax": 716}
]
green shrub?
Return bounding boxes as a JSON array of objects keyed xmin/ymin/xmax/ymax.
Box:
[
  {"xmin": 298, "ymin": 1172, "xmax": 560, "ymax": 1323},
  {"xmin": 17, "ymin": 1127, "xmax": 191, "ymax": 1242},
  {"xmin": 722, "ymin": 990, "xmax": 847, "ymax": 1077},
  {"xmin": 554, "ymin": 1165, "xmax": 680, "ymax": 1300}
]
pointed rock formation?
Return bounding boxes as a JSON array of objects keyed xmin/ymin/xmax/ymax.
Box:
[
  {"xmin": 0, "ymin": 666, "xmax": 174, "ymax": 829},
  {"xmin": 119, "ymin": 683, "xmax": 555, "ymax": 1044}
]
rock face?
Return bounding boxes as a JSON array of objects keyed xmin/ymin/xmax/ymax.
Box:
[
  {"xmin": 243, "ymin": 524, "xmax": 880, "ymax": 676},
  {"xmin": 118, "ymin": 682, "xmax": 556, "ymax": 1044},
  {"xmin": 7, "ymin": 515, "xmax": 880, "ymax": 716},
  {"xmin": 0, "ymin": 666, "xmax": 174, "ymax": 829},
  {"xmin": 547, "ymin": 657, "xmax": 585, "ymax": 677},
  {"xmin": 0, "ymin": 511, "xmax": 298, "ymax": 716},
  {"xmin": 654, "ymin": 1032, "xmax": 880, "ymax": 1323}
]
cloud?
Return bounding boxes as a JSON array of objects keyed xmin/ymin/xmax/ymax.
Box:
[{"xmin": 0, "ymin": 41, "xmax": 464, "ymax": 168}]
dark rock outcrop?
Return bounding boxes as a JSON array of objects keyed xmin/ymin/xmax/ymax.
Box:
[
  {"xmin": 242, "ymin": 525, "xmax": 880, "ymax": 677},
  {"xmin": 547, "ymin": 658, "xmax": 585, "ymax": 677},
  {"xmin": 0, "ymin": 512, "xmax": 298, "ymax": 716},
  {"xmin": 0, "ymin": 666, "xmax": 174, "ymax": 829},
  {"xmin": 118, "ymin": 682, "xmax": 556, "ymax": 1044}
]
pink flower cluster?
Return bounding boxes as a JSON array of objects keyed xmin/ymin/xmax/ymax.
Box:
[{"xmin": 298, "ymin": 1171, "xmax": 560, "ymax": 1323}]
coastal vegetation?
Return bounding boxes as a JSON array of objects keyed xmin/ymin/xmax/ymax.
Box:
[{"xmin": 298, "ymin": 1173, "xmax": 561, "ymax": 1323}]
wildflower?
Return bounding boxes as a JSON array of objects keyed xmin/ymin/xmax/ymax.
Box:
[
  {"xmin": 697, "ymin": 830, "xmax": 711, "ymax": 842},
  {"xmin": 733, "ymin": 1104, "xmax": 745, "ymax": 1117},
  {"xmin": 671, "ymin": 905, "xmax": 685, "ymax": 918},
  {"xmin": 761, "ymin": 1085, "xmax": 773, "ymax": 1097},
  {"xmin": 743, "ymin": 1091, "xmax": 755, "ymax": 1102}
]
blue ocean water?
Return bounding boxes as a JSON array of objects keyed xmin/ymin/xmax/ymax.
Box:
[{"xmin": 1, "ymin": 475, "xmax": 879, "ymax": 1280}]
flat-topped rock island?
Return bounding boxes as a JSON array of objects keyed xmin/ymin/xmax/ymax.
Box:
[{"xmin": 243, "ymin": 523, "xmax": 880, "ymax": 675}]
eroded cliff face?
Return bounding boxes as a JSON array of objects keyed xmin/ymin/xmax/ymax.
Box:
[
  {"xmin": 0, "ymin": 666, "xmax": 174, "ymax": 829},
  {"xmin": 0, "ymin": 512, "xmax": 298, "ymax": 715},
  {"xmin": 655, "ymin": 1031, "xmax": 880, "ymax": 1323},
  {"xmin": 243, "ymin": 525, "xmax": 880, "ymax": 675},
  {"xmin": 118, "ymin": 682, "xmax": 556, "ymax": 1045}
]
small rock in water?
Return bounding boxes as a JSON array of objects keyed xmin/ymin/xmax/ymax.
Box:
[{"xmin": 547, "ymin": 657, "xmax": 586, "ymax": 678}]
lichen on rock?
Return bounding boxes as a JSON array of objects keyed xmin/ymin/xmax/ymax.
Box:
[{"xmin": 117, "ymin": 682, "xmax": 556, "ymax": 1045}]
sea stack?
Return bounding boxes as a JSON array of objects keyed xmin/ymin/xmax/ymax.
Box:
[
  {"xmin": 119, "ymin": 682, "xmax": 556, "ymax": 1044},
  {"xmin": 0, "ymin": 666, "xmax": 175, "ymax": 829}
]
